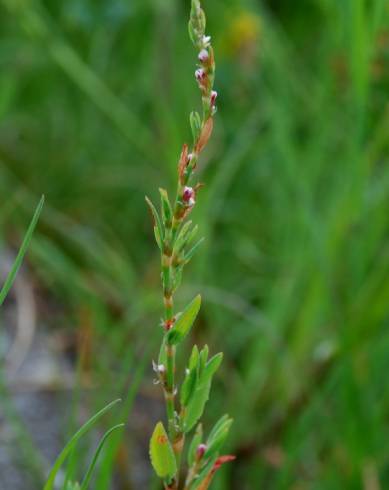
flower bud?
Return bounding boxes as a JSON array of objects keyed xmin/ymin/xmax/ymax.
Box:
[
  {"xmin": 178, "ymin": 144, "xmax": 189, "ymax": 183},
  {"xmin": 195, "ymin": 117, "xmax": 213, "ymax": 153},
  {"xmin": 183, "ymin": 186, "xmax": 195, "ymax": 206},
  {"xmin": 196, "ymin": 444, "xmax": 207, "ymax": 459},
  {"xmin": 210, "ymin": 90, "xmax": 218, "ymax": 107},
  {"xmin": 198, "ymin": 49, "xmax": 209, "ymax": 63},
  {"xmin": 195, "ymin": 68, "xmax": 206, "ymax": 82},
  {"xmin": 152, "ymin": 360, "xmax": 166, "ymax": 375},
  {"xmin": 202, "ymin": 35, "xmax": 211, "ymax": 47}
]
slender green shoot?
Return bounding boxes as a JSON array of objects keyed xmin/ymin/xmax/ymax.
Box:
[
  {"xmin": 0, "ymin": 195, "xmax": 44, "ymax": 306},
  {"xmin": 80, "ymin": 424, "xmax": 125, "ymax": 490},
  {"xmin": 43, "ymin": 399, "xmax": 121, "ymax": 490}
]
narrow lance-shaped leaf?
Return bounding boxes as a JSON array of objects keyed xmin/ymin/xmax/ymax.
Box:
[
  {"xmin": 202, "ymin": 352, "xmax": 223, "ymax": 380},
  {"xmin": 190, "ymin": 111, "xmax": 202, "ymax": 143},
  {"xmin": 184, "ymin": 382, "xmax": 211, "ymax": 434},
  {"xmin": 0, "ymin": 195, "xmax": 44, "ymax": 306},
  {"xmin": 207, "ymin": 415, "xmax": 230, "ymax": 444},
  {"xmin": 172, "ymin": 266, "xmax": 184, "ymax": 293},
  {"xmin": 188, "ymin": 423, "xmax": 203, "ymax": 467},
  {"xmin": 191, "ymin": 458, "xmax": 216, "ymax": 490},
  {"xmin": 149, "ymin": 422, "xmax": 177, "ymax": 479},
  {"xmin": 145, "ymin": 196, "xmax": 164, "ymax": 250},
  {"xmin": 183, "ymin": 353, "xmax": 223, "ymax": 432},
  {"xmin": 199, "ymin": 344, "xmax": 209, "ymax": 374},
  {"xmin": 158, "ymin": 334, "xmax": 167, "ymax": 366},
  {"xmin": 159, "ymin": 188, "xmax": 173, "ymax": 227},
  {"xmin": 180, "ymin": 345, "xmax": 200, "ymax": 406},
  {"xmin": 154, "ymin": 227, "xmax": 163, "ymax": 251},
  {"xmin": 175, "ymin": 224, "xmax": 199, "ymax": 260},
  {"xmin": 204, "ymin": 415, "xmax": 233, "ymax": 460},
  {"xmin": 185, "ymin": 224, "xmax": 199, "ymax": 246},
  {"xmin": 173, "ymin": 220, "xmax": 193, "ymax": 254},
  {"xmin": 184, "ymin": 237, "xmax": 205, "ymax": 264},
  {"xmin": 167, "ymin": 294, "xmax": 201, "ymax": 345}
]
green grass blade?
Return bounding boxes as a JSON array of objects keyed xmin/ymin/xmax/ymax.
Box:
[
  {"xmin": 0, "ymin": 195, "xmax": 44, "ymax": 306},
  {"xmin": 95, "ymin": 337, "xmax": 158, "ymax": 490},
  {"xmin": 43, "ymin": 398, "xmax": 121, "ymax": 490},
  {"xmin": 80, "ymin": 423, "xmax": 125, "ymax": 490}
]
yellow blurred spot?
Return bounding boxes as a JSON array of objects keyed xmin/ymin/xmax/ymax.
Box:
[{"xmin": 223, "ymin": 11, "xmax": 262, "ymax": 57}]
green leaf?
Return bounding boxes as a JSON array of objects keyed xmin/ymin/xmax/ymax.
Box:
[
  {"xmin": 174, "ymin": 224, "xmax": 199, "ymax": 263},
  {"xmin": 199, "ymin": 344, "xmax": 209, "ymax": 374},
  {"xmin": 189, "ymin": 345, "xmax": 200, "ymax": 370},
  {"xmin": 65, "ymin": 482, "xmax": 81, "ymax": 490},
  {"xmin": 145, "ymin": 196, "xmax": 164, "ymax": 249},
  {"xmin": 184, "ymin": 237, "xmax": 205, "ymax": 264},
  {"xmin": 203, "ymin": 353, "xmax": 223, "ymax": 382},
  {"xmin": 190, "ymin": 111, "xmax": 202, "ymax": 143},
  {"xmin": 159, "ymin": 188, "xmax": 173, "ymax": 227},
  {"xmin": 188, "ymin": 424, "xmax": 203, "ymax": 467},
  {"xmin": 205, "ymin": 415, "xmax": 233, "ymax": 460},
  {"xmin": 172, "ymin": 265, "xmax": 183, "ymax": 293},
  {"xmin": 207, "ymin": 415, "xmax": 230, "ymax": 443},
  {"xmin": 183, "ymin": 379, "xmax": 212, "ymax": 433},
  {"xmin": 158, "ymin": 334, "xmax": 167, "ymax": 366},
  {"xmin": 149, "ymin": 422, "xmax": 177, "ymax": 479},
  {"xmin": 186, "ymin": 224, "xmax": 199, "ymax": 246},
  {"xmin": 154, "ymin": 226, "xmax": 163, "ymax": 250},
  {"xmin": 167, "ymin": 295, "xmax": 201, "ymax": 346},
  {"xmin": 190, "ymin": 458, "xmax": 216, "ymax": 490},
  {"xmin": 43, "ymin": 399, "xmax": 121, "ymax": 490},
  {"xmin": 173, "ymin": 220, "xmax": 193, "ymax": 254},
  {"xmin": 0, "ymin": 195, "xmax": 44, "ymax": 306},
  {"xmin": 180, "ymin": 346, "xmax": 199, "ymax": 406},
  {"xmin": 80, "ymin": 424, "xmax": 124, "ymax": 490},
  {"xmin": 183, "ymin": 352, "xmax": 223, "ymax": 433}
]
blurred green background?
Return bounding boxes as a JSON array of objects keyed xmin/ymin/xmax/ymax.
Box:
[{"xmin": 1, "ymin": 0, "xmax": 389, "ymax": 488}]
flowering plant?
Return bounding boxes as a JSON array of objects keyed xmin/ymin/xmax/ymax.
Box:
[{"xmin": 147, "ymin": 1, "xmax": 234, "ymax": 489}]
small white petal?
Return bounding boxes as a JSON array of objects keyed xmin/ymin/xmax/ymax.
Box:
[{"xmin": 202, "ymin": 35, "xmax": 211, "ymax": 46}]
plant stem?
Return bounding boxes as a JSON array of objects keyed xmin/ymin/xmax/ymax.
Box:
[
  {"xmin": 184, "ymin": 459, "xmax": 201, "ymax": 490},
  {"xmin": 165, "ymin": 343, "xmax": 176, "ymax": 431},
  {"xmin": 155, "ymin": 2, "xmax": 218, "ymax": 486},
  {"xmin": 162, "ymin": 228, "xmax": 176, "ymax": 436}
]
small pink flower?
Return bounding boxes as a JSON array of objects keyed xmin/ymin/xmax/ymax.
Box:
[
  {"xmin": 210, "ymin": 90, "xmax": 218, "ymax": 107},
  {"xmin": 183, "ymin": 186, "xmax": 195, "ymax": 205},
  {"xmin": 196, "ymin": 444, "xmax": 207, "ymax": 459},
  {"xmin": 195, "ymin": 68, "xmax": 206, "ymax": 82},
  {"xmin": 152, "ymin": 361, "xmax": 166, "ymax": 374},
  {"xmin": 198, "ymin": 49, "xmax": 209, "ymax": 63}
]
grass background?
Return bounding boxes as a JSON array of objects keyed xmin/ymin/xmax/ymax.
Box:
[{"xmin": 0, "ymin": 0, "xmax": 389, "ymax": 488}]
